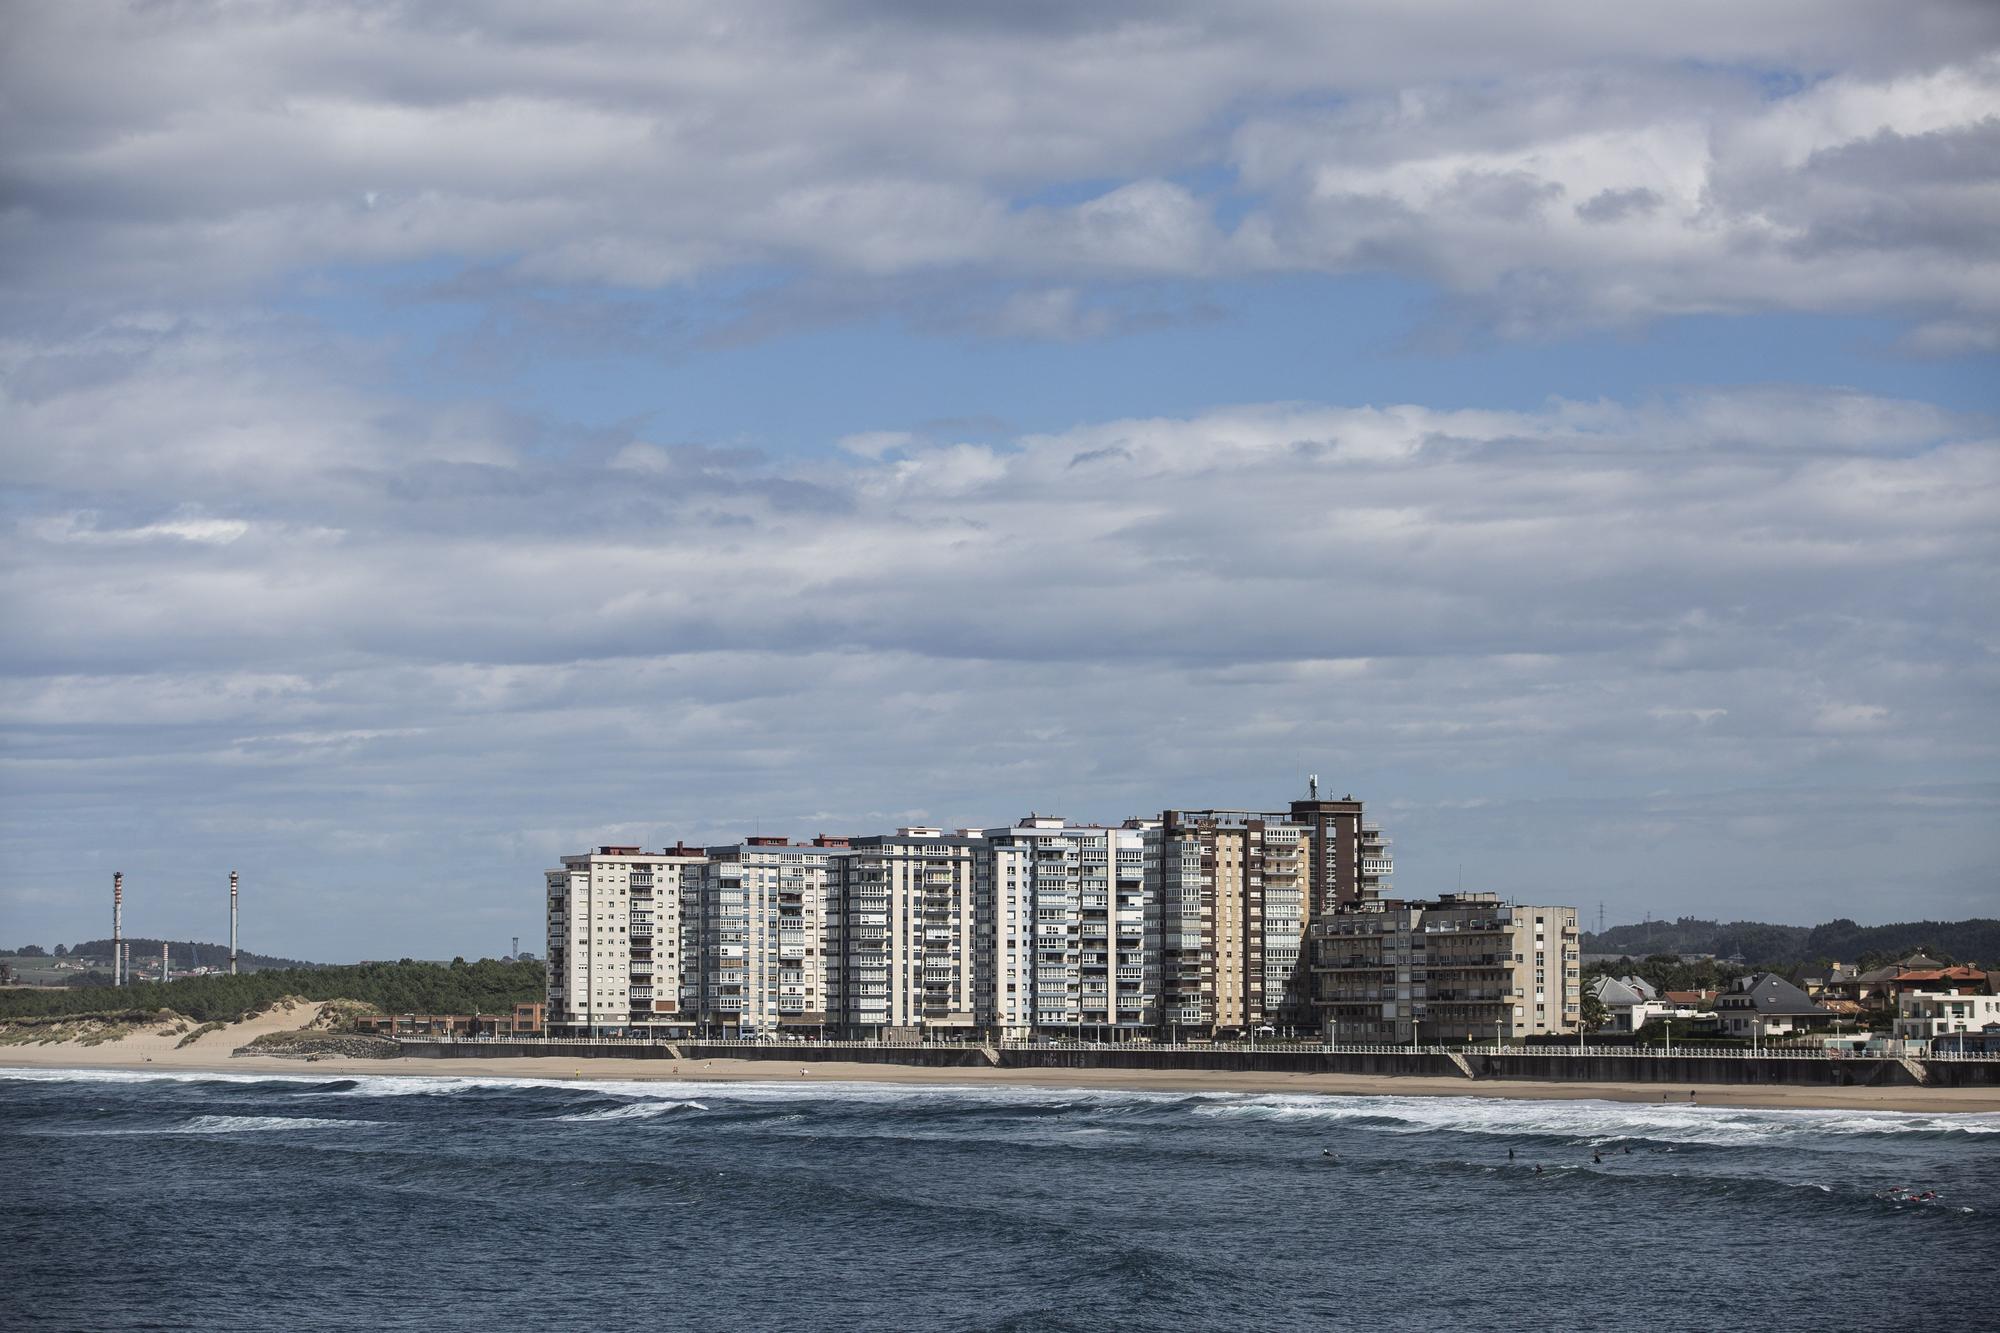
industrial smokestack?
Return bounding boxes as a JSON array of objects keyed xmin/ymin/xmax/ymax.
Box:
[
  {"xmin": 230, "ymin": 871, "xmax": 239, "ymax": 975},
  {"xmin": 113, "ymin": 872, "xmax": 124, "ymax": 986},
  {"xmin": 161, "ymin": 942, "xmax": 169, "ymax": 984}
]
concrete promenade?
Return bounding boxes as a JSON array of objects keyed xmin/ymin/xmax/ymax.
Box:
[{"xmin": 394, "ymin": 1038, "xmax": 2000, "ymax": 1088}]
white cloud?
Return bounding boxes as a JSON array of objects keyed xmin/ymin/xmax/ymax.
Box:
[{"xmin": 3, "ymin": 5, "xmax": 1995, "ymax": 333}]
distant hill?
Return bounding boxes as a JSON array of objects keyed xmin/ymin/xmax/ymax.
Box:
[
  {"xmin": 44, "ymin": 939, "xmax": 323, "ymax": 972},
  {"xmin": 1583, "ymin": 917, "xmax": 2000, "ymax": 969}
]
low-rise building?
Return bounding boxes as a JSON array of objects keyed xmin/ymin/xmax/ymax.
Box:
[
  {"xmin": 1713, "ymin": 973, "xmax": 1831, "ymax": 1038},
  {"xmin": 1588, "ymin": 975, "xmax": 1669, "ymax": 1032},
  {"xmin": 1308, "ymin": 893, "xmax": 1579, "ymax": 1043},
  {"xmin": 1662, "ymin": 988, "xmax": 1718, "ymax": 1011},
  {"xmin": 1893, "ymin": 991, "xmax": 2000, "ymax": 1043}
]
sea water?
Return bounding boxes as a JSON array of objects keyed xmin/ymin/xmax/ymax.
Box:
[{"xmin": 1, "ymin": 1069, "xmax": 1994, "ymax": 1330}]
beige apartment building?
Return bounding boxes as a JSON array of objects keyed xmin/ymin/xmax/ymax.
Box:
[
  {"xmin": 1150, "ymin": 809, "xmax": 1313, "ymax": 1038},
  {"xmin": 545, "ymin": 844, "xmax": 704, "ymax": 1036},
  {"xmin": 1309, "ymin": 892, "xmax": 1579, "ymax": 1043}
]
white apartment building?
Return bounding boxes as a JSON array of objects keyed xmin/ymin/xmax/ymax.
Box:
[
  {"xmin": 842, "ymin": 829, "xmax": 983, "ymax": 1037},
  {"xmin": 545, "ymin": 844, "xmax": 703, "ymax": 1036},
  {"xmin": 976, "ymin": 817, "xmax": 1156, "ymax": 1040},
  {"xmin": 686, "ymin": 838, "xmax": 848, "ymax": 1038}
]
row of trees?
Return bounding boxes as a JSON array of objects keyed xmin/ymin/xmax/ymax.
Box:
[
  {"xmin": 0, "ymin": 958, "xmax": 544, "ymax": 1025},
  {"xmin": 8, "ymin": 939, "xmax": 322, "ymax": 971},
  {"xmin": 1582, "ymin": 916, "xmax": 1999, "ymax": 970}
]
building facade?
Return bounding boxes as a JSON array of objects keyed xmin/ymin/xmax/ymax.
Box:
[
  {"xmin": 683, "ymin": 838, "xmax": 848, "ymax": 1038},
  {"xmin": 842, "ymin": 829, "xmax": 983, "ymax": 1038},
  {"xmin": 976, "ymin": 817, "xmax": 1155, "ymax": 1040},
  {"xmin": 1150, "ymin": 809, "xmax": 1313, "ymax": 1038},
  {"xmin": 1308, "ymin": 893, "xmax": 1579, "ymax": 1043},
  {"xmin": 545, "ymin": 844, "xmax": 703, "ymax": 1036}
]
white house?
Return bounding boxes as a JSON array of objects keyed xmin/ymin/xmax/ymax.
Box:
[
  {"xmin": 1587, "ymin": 975, "xmax": 1669, "ymax": 1033},
  {"xmin": 1894, "ymin": 991, "xmax": 2000, "ymax": 1043}
]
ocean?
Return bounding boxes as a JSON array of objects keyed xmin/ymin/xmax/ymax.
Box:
[{"xmin": 1, "ymin": 1069, "xmax": 1994, "ymax": 1331}]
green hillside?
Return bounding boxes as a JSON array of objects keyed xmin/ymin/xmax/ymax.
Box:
[{"xmin": 0, "ymin": 958, "xmax": 544, "ymax": 1025}]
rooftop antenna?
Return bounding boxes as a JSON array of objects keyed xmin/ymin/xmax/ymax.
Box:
[{"xmin": 1308, "ymin": 774, "xmax": 1319, "ymax": 800}]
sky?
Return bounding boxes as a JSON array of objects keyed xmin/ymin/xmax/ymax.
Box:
[{"xmin": 3, "ymin": 1, "xmax": 1997, "ymax": 961}]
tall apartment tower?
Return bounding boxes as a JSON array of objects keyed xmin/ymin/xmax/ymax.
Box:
[
  {"xmin": 685, "ymin": 837, "xmax": 848, "ymax": 1038},
  {"xmin": 545, "ymin": 844, "xmax": 703, "ymax": 1037},
  {"xmin": 976, "ymin": 817, "xmax": 1155, "ymax": 1040},
  {"xmin": 1150, "ymin": 809, "xmax": 1313, "ymax": 1038},
  {"xmin": 1287, "ymin": 778, "xmax": 1393, "ymax": 917},
  {"xmin": 841, "ymin": 829, "xmax": 983, "ymax": 1038},
  {"xmin": 1308, "ymin": 892, "xmax": 1579, "ymax": 1042}
]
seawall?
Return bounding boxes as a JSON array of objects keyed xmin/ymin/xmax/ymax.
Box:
[{"xmin": 392, "ymin": 1040, "xmax": 2000, "ymax": 1087}]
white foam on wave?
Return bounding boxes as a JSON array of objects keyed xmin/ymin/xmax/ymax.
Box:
[
  {"xmin": 172, "ymin": 1114, "xmax": 386, "ymax": 1134},
  {"xmin": 554, "ymin": 1100, "xmax": 709, "ymax": 1123},
  {"xmin": 0, "ymin": 1067, "xmax": 336, "ymax": 1089},
  {"xmin": 1185, "ymin": 1094, "xmax": 2000, "ymax": 1144},
  {"xmin": 9, "ymin": 1066, "xmax": 1993, "ymax": 1142},
  {"xmin": 35, "ymin": 1113, "xmax": 389, "ymax": 1137}
]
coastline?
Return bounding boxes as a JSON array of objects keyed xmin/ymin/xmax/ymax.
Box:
[{"xmin": 4, "ymin": 1039, "xmax": 1998, "ymax": 1113}]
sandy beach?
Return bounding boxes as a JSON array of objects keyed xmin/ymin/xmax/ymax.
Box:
[{"xmin": 3, "ymin": 1006, "xmax": 1995, "ymax": 1112}]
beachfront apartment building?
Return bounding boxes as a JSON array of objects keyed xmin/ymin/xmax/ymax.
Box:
[
  {"xmin": 544, "ymin": 781, "xmax": 1582, "ymax": 1042},
  {"xmin": 1308, "ymin": 893, "xmax": 1580, "ymax": 1043},
  {"xmin": 977, "ymin": 817, "xmax": 1156, "ymax": 1041},
  {"xmin": 842, "ymin": 829, "xmax": 983, "ymax": 1038},
  {"xmin": 1283, "ymin": 783, "xmax": 1394, "ymax": 915},
  {"xmin": 1150, "ymin": 809, "xmax": 1313, "ymax": 1038},
  {"xmin": 682, "ymin": 838, "xmax": 850, "ymax": 1038},
  {"xmin": 545, "ymin": 844, "xmax": 704, "ymax": 1036}
]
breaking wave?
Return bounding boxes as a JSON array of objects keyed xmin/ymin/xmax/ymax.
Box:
[{"xmin": 554, "ymin": 1100, "xmax": 709, "ymax": 1122}]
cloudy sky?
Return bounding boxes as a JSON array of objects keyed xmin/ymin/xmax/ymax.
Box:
[{"xmin": 4, "ymin": 2, "xmax": 1996, "ymax": 960}]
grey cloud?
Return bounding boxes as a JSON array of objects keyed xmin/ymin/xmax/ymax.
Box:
[{"xmin": 1576, "ymin": 187, "xmax": 1664, "ymax": 223}]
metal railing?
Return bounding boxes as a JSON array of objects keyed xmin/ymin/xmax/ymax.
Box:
[{"xmin": 396, "ymin": 1033, "xmax": 1996, "ymax": 1061}]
